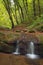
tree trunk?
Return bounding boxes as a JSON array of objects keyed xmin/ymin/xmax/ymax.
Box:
[
  {"xmin": 13, "ymin": 0, "xmax": 24, "ymax": 23},
  {"xmin": 33, "ymin": 0, "xmax": 36, "ymax": 18},
  {"xmin": 3, "ymin": 0, "xmax": 14, "ymax": 29},
  {"xmin": 15, "ymin": 5, "xmax": 19, "ymax": 24},
  {"xmin": 17, "ymin": 2, "xmax": 24, "ymax": 22},
  {"xmin": 17, "ymin": 5, "xmax": 23, "ymax": 23},
  {"xmin": 19, "ymin": 6, "xmax": 24, "ymax": 22},
  {"xmin": 25, "ymin": 0, "xmax": 29, "ymax": 21},
  {"xmin": 9, "ymin": 15, "xmax": 14, "ymax": 29},
  {"xmin": 22, "ymin": 0, "xmax": 27, "ymax": 19},
  {"xmin": 38, "ymin": 0, "xmax": 41, "ymax": 17},
  {"xmin": 25, "ymin": 0, "xmax": 28, "ymax": 15}
]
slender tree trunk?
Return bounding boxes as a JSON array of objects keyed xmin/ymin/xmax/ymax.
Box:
[
  {"xmin": 38, "ymin": 0, "xmax": 41, "ymax": 17},
  {"xmin": 33, "ymin": 0, "xmax": 36, "ymax": 18},
  {"xmin": 19, "ymin": 6, "xmax": 24, "ymax": 22},
  {"xmin": 9, "ymin": 15, "xmax": 14, "ymax": 28},
  {"xmin": 15, "ymin": 5, "xmax": 19, "ymax": 24},
  {"xmin": 17, "ymin": 5, "xmax": 23, "ymax": 23},
  {"xmin": 13, "ymin": 0, "xmax": 24, "ymax": 22},
  {"xmin": 3, "ymin": 0, "xmax": 14, "ymax": 29},
  {"xmin": 22, "ymin": 0, "xmax": 27, "ymax": 18},
  {"xmin": 25, "ymin": 0, "xmax": 28, "ymax": 15},
  {"xmin": 18, "ymin": 9, "xmax": 23, "ymax": 23},
  {"xmin": 25, "ymin": 0, "xmax": 29, "ymax": 21},
  {"xmin": 17, "ymin": 2, "xmax": 24, "ymax": 22}
]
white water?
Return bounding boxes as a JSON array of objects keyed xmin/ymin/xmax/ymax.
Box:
[
  {"xmin": 26, "ymin": 42, "xmax": 39, "ymax": 59},
  {"xmin": 13, "ymin": 47, "xmax": 20, "ymax": 55},
  {"xmin": 29, "ymin": 42, "xmax": 34, "ymax": 54},
  {"xmin": 13, "ymin": 41, "xmax": 20, "ymax": 55}
]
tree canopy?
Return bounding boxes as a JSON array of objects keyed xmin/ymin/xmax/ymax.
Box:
[{"xmin": 0, "ymin": 0, "xmax": 43, "ymax": 30}]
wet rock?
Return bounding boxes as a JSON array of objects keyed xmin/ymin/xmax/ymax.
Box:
[{"xmin": 19, "ymin": 40, "xmax": 28, "ymax": 55}]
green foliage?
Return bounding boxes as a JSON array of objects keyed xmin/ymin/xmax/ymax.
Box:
[
  {"xmin": 0, "ymin": 0, "xmax": 43, "ymax": 30},
  {"xmin": 0, "ymin": 0, "xmax": 43, "ymax": 52},
  {"xmin": 0, "ymin": 0, "xmax": 11, "ymax": 28},
  {"xmin": 28, "ymin": 16, "xmax": 43, "ymax": 31}
]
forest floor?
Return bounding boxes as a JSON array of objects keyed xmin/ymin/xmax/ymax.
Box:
[
  {"xmin": 0, "ymin": 53, "xmax": 43, "ymax": 65},
  {"xmin": 0, "ymin": 25, "xmax": 43, "ymax": 43},
  {"xmin": 0, "ymin": 26, "xmax": 43, "ymax": 65}
]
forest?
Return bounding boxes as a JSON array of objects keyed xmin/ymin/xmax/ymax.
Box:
[
  {"xmin": 0, "ymin": 0, "xmax": 43, "ymax": 53},
  {"xmin": 0, "ymin": 0, "xmax": 43, "ymax": 31},
  {"xmin": 0, "ymin": 0, "xmax": 43, "ymax": 65}
]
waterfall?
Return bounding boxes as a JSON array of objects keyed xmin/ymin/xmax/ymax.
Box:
[
  {"xmin": 13, "ymin": 40, "xmax": 20, "ymax": 55},
  {"xmin": 26, "ymin": 41, "xmax": 39, "ymax": 59},
  {"xmin": 29, "ymin": 42, "xmax": 34, "ymax": 54}
]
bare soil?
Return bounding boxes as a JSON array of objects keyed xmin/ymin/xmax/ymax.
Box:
[{"xmin": 0, "ymin": 53, "xmax": 43, "ymax": 65}]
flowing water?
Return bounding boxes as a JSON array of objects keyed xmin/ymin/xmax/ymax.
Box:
[
  {"xmin": 26, "ymin": 42, "xmax": 39, "ymax": 59},
  {"xmin": 13, "ymin": 41, "xmax": 20, "ymax": 55},
  {"xmin": 29, "ymin": 42, "xmax": 34, "ymax": 54}
]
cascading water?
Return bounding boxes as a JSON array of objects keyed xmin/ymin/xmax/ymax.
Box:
[
  {"xmin": 26, "ymin": 42, "xmax": 39, "ymax": 59},
  {"xmin": 13, "ymin": 41, "xmax": 20, "ymax": 55},
  {"xmin": 29, "ymin": 42, "xmax": 34, "ymax": 54}
]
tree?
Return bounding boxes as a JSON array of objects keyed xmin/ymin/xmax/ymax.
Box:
[
  {"xmin": 33, "ymin": 0, "xmax": 36, "ymax": 18},
  {"xmin": 25, "ymin": 0, "xmax": 28, "ymax": 15},
  {"xmin": 38, "ymin": 0, "xmax": 41, "ymax": 17},
  {"xmin": 22, "ymin": 0, "xmax": 27, "ymax": 20},
  {"xmin": 13, "ymin": 0, "xmax": 24, "ymax": 23},
  {"xmin": 3, "ymin": 0, "xmax": 14, "ymax": 29},
  {"xmin": 15, "ymin": 5, "xmax": 19, "ymax": 24}
]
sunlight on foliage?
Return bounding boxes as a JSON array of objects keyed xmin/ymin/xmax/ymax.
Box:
[
  {"xmin": 0, "ymin": 0, "xmax": 11, "ymax": 28},
  {"xmin": 0, "ymin": 0, "xmax": 43, "ymax": 29}
]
